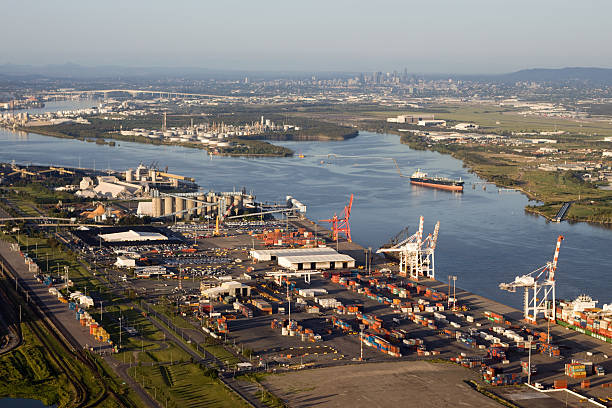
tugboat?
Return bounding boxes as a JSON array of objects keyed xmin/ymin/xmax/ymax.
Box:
[{"xmin": 410, "ymin": 169, "xmax": 464, "ymax": 192}]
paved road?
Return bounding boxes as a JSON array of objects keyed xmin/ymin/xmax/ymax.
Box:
[{"xmin": 104, "ymin": 354, "xmax": 161, "ymax": 408}]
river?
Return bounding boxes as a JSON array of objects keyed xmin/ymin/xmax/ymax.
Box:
[{"xmin": 1, "ymin": 100, "xmax": 610, "ymax": 309}]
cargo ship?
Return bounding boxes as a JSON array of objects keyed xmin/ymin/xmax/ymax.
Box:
[
  {"xmin": 410, "ymin": 169, "xmax": 464, "ymax": 192},
  {"xmin": 556, "ymin": 295, "xmax": 612, "ymax": 344}
]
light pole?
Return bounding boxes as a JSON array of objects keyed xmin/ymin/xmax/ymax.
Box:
[
  {"xmin": 447, "ymin": 275, "xmax": 452, "ymax": 309},
  {"xmin": 452, "ymin": 276, "xmax": 457, "ymax": 310},
  {"xmin": 449, "ymin": 275, "xmax": 457, "ymax": 310},
  {"xmin": 359, "ymin": 324, "xmax": 365, "ymax": 361},
  {"xmin": 527, "ymin": 335, "xmax": 533, "ymax": 385},
  {"xmin": 287, "ymin": 278, "xmax": 291, "ymax": 326},
  {"xmin": 118, "ymin": 317, "xmax": 122, "ymax": 349}
]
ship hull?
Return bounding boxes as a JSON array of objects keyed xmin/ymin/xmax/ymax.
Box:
[
  {"xmin": 410, "ymin": 179, "xmax": 464, "ymax": 192},
  {"xmin": 556, "ymin": 319, "xmax": 612, "ymax": 344}
]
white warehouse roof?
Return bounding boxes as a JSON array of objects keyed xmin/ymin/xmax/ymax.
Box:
[
  {"xmin": 277, "ymin": 254, "xmax": 355, "ymax": 263},
  {"xmin": 251, "ymin": 247, "xmax": 338, "ymax": 261},
  {"xmin": 99, "ymin": 229, "xmax": 168, "ymax": 242}
]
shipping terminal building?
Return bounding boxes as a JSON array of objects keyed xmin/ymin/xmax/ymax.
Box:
[{"xmin": 250, "ymin": 247, "xmax": 355, "ymax": 271}]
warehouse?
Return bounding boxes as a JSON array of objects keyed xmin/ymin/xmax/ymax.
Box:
[
  {"xmin": 250, "ymin": 247, "xmax": 339, "ymax": 262},
  {"xmin": 201, "ymin": 281, "xmax": 252, "ymax": 298},
  {"xmin": 98, "ymin": 229, "xmax": 168, "ymax": 243},
  {"xmin": 277, "ymin": 253, "xmax": 355, "ymax": 271}
]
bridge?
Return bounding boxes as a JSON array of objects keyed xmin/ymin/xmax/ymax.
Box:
[{"xmin": 47, "ymin": 89, "xmax": 242, "ymax": 101}]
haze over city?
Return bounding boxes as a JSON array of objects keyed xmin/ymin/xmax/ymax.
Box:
[{"xmin": 2, "ymin": 0, "xmax": 612, "ymax": 73}]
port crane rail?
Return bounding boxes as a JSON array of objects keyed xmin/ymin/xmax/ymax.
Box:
[{"xmin": 499, "ymin": 235, "xmax": 564, "ymax": 322}]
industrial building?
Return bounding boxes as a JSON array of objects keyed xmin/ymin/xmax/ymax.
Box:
[
  {"xmin": 145, "ymin": 191, "xmax": 255, "ymax": 220},
  {"xmin": 250, "ymin": 247, "xmax": 355, "ymax": 271},
  {"xmin": 418, "ymin": 119, "xmax": 447, "ymax": 127},
  {"xmin": 200, "ymin": 281, "xmax": 252, "ymax": 298},
  {"xmin": 73, "ymin": 226, "xmax": 181, "ymax": 247},
  {"xmin": 250, "ymin": 247, "xmax": 339, "ymax": 262},
  {"xmin": 98, "ymin": 229, "xmax": 168, "ymax": 243},
  {"xmin": 115, "ymin": 256, "xmax": 136, "ymax": 268},
  {"xmin": 77, "ymin": 176, "xmax": 147, "ymax": 199},
  {"xmin": 386, "ymin": 114, "xmax": 435, "ymax": 124}
]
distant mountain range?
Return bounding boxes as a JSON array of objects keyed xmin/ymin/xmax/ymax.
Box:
[
  {"xmin": 496, "ymin": 67, "xmax": 612, "ymax": 83},
  {"xmin": 1, "ymin": 63, "xmax": 612, "ymax": 84}
]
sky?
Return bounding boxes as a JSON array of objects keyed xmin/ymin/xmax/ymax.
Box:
[{"xmin": 2, "ymin": 0, "xmax": 612, "ymax": 74}]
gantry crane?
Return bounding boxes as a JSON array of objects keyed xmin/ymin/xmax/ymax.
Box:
[
  {"xmin": 499, "ymin": 235, "xmax": 564, "ymax": 323},
  {"xmin": 377, "ymin": 216, "xmax": 440, "ymax": 280},
  {"xmin": 320, "ymin": 194, "xmax": 353, "ymax": 242}
]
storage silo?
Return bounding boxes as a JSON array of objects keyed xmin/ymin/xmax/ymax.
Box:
[
  {"xmin": 152, "ymin": 197, "xmax": 163, "ymax": 217},
  {"xmin": 164, "ymin": 197, "xmax": 174, "ymax": 216},
  {"xmin": 197, "ymin": 195, "xmax": 205, "ymax": 216},
  {"xmin": 186, "ymin": 198, "xmax": 195, "ymax": 218},
  {"xmin": 175, "ymin": 197, "xmax": 185, "ymax": 219},
  {"xmin": 125, "ymin": 168, "xmax": 133, "ymax": 182}
]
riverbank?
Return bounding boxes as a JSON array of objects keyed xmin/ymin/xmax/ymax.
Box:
[
  {"xmin": 396, "ymin": 132, "xmax": 612, "ymax": 225},
  {"xmin": 13, "ymin": 124, "xmax": 295, "ymax": 157}
]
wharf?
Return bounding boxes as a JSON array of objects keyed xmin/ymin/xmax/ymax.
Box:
[{"xmin": 286, "ymin": 216, "xmax": 612, "ymax": 407}]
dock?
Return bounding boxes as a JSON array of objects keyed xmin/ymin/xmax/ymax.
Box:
[{"xmin": 555, "ymin": 201, "xmax": 572, "ymax": 222}]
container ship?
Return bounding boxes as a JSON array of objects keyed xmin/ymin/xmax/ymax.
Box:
[
  {"xmin": 410, "ymin": 169, "xmax": 464, "ymax": 192},
  {"xmin": 556, "ymin": 295, "xmax": 612, "ymax": 344}
]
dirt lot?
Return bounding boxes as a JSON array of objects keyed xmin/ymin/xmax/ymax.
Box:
[{"xmin": 262, "ymin": 360, "xmax": 503, "ymax": 407}]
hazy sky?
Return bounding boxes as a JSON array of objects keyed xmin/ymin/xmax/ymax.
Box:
[{"xmin": 2, "ymin": 0, "xmax": 612, "ymax": 74}]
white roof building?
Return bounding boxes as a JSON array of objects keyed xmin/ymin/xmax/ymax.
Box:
[
  {"xmin": 201, "ymin": 281, "xmax": 251, "ymax": 298},
  {"xmin": 115, "ymin": 256, "xmax": 136, "ymax": 267},
  {"xmin": 251, "ymin": 247, "xmax": 355, "ymax": 270},
  {"xmin": 99, "ymin": 229, "xmax": 168, "ymax": 243},
  {"xmin": 250, "ymin": 247, "xmax": 338, "ymax": 262},
  {"xmin": 277, "ymin": 254, "xmax": 355, "ymax": 271}
]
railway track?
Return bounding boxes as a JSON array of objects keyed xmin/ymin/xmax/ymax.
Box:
[{"xmin": 0, "ymin": 253, "xmax": 133, "ymax": 407}]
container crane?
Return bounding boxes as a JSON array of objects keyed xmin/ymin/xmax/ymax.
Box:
[
  {"xmin": 320, "ymin": 194, "xmax": 353, "ymax": 243},
  {"xmin": 499, "ymin": 235, "xmax": 564, "ymax": 323},
  {"xmin": 377, "ymin": 217, "xmax": 440, "ymax": 280}
]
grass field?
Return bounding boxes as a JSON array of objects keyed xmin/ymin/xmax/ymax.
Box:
[
  {"xmin": 130, "ymin": 363, "xmax": 249, "ymax": 408},
  {"xmin": 361, "ymin": 104, "xmax": 612, "ymax": 137}
]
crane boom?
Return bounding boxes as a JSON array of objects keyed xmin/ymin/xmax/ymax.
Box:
[{"xmin": 549, "ymin": 235, "xmax": 564, "ymax": 280}]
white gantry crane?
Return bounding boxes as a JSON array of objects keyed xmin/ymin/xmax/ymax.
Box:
[
  {"xmin": 377, "ymin": 216, "xmax": 440, "ymax": 280},
  {"xmin": 499, "ymin": 235, "xmax": 564, "ymax": 323}
]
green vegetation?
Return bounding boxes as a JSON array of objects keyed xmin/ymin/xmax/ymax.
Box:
[
  {"xmin": 399, "ymin": 132, "xmax": 612, "ymax": 223},
  {"xmin": 0, "ymin": 275, "xmax": 142, "ymax": 407},
  {"xmin": 128, "ymin": 362, "xmax": 249, "ymax": 408},
  {"xmin": 0, "ymin": 324, "xmax": 73, "ymax": 406}
]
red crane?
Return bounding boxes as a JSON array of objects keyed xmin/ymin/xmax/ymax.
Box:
[{"xmin": 320, "ymin": 194, "xmax": 354, "ymax": 243}]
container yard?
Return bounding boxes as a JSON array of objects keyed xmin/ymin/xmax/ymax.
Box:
[{"xmin": 2, "ymin": 171, "xmax": 611, "ymax": 408}]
